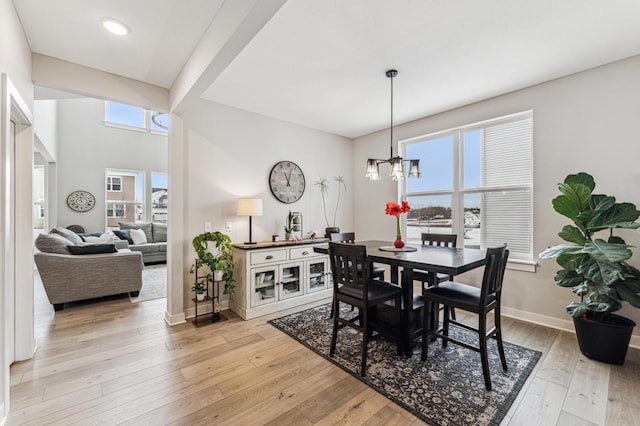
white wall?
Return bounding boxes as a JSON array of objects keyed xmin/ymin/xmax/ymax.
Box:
[
  {"xmin": 181, "ymin": 99, "xmax": 353, "ymax": 308},
  {"xmin": 56, "ymin": 98, "xmax": 168, "ymax": 231},
  {"xmin": 0, "ymin": 0, "xmax": 33, "ymax": 420},
  {"xmin": 353, "ymin": 54, "xmax": 640, "ymax": 341},
  {"xmin": 33, "ymin": 100, "xmax": 57, "ymax": 162}
]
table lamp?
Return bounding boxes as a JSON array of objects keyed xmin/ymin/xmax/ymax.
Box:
[{"xmin": 237, "ymin": 198, "xmax": 263, "ymax": 244}]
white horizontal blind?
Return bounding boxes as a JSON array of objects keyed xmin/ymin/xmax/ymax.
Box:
[{"xmin": 480, "ymin": 114, "xmax": 533, "ymax": 259}]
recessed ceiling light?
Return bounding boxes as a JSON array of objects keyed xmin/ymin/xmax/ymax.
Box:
[{"xmin": 100, "ymin": 18, "xmax": 130, "ymax": 36}]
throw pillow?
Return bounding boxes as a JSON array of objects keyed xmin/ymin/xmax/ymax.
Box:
[
  {"xmin": 68, "ymin": 244, "xmax": 118, "ymax": 255},
  {"xmin": 152, "ymin": 222, "xmax": 167, "ymax": 242},
  {"xmin": 119, "ymin": 222, "xmax": 153, "ymax": 243},
  {"xmin": 129, "ymin": 228, "xmax": 148, "ymax": 245},
  {"xmin": 35, "ymin": 233, "xmax": 73, "ymax": 254},
  {"xmin": 51, "ymin": 227, "xmax": 84, "ymax": 245},
  {"xmin": 112, "ymin": 229, "xmax": 133, "ymax": 244},
  {"xmin": 82, "ymin": 232, "xmax": 115, "ymax": 244}
]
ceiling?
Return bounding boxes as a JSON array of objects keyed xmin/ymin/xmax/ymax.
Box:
[{"xmin": 14, "ymin": 0, "xmax": 640, "ymax": 138}]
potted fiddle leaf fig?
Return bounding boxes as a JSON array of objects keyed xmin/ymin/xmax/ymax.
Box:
[
  {"xmin": 539, "ymin": 172, "xmax": 640, "ymax": 364},
  {"xmin": 190, "ymin": 231, "xmax": 235, "ymax": 295}
]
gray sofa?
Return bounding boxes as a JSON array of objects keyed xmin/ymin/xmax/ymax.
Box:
[
  {"xmin": 117, "ymin": 222, "xmax": 167, "ymax": 264},
  {"xmin": 34, "ymin": 227, "xmax": 144, "ymax": 311}
]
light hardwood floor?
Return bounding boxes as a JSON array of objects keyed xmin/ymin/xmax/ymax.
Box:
[{"xmin": 7, "ymin": 277, "xmax": 640, "ymax": 425}]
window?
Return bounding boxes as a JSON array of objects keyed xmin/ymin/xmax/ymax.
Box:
[
  {"xmin": 106, "ymin": 203, "xmax": 126, "ymax": 218},
  {"xmin": 151, "ymin": 172, "xmax": 168, "ymax": 223},
  {"xmin": 105, "ymin": 170, "xmax": 144, "ymax": 227},
  {"xmin": 402, "ymin": 111, "xmax": 533, "ymax": 262},
  {"xmin": 106, "ymin": 176, "xmax": 122, "ymax": 192},
  {"xmin": 104, "ymin": 101, "xmax": 169, "ymax": 133},
  {"xmin": 105, "ymin": 101, "xmax": 145, "ymax": 129}
]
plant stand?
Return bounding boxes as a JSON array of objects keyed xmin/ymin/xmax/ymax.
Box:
[{"xmin": 193, "ymin": 259, "xmax": 223, "ymax": 324}]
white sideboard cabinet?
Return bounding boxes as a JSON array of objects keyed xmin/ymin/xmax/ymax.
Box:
[{"xmin": 231, "ymin": 239, "xmax": 332, "ymax": 320}]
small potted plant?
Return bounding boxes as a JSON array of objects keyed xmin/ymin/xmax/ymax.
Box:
[
  {"xmin": 315, "ymin": 176, "xmax": 346, "ymax": 237},
  {"xmin": 190, "ymin": 231, "xmax": 235, "ymax": 295},
  {"xmin": 191, "ymin": 278, "xmax": 207, "ymax": 301},
  {"xmin": 539, "ymin": 172, "xmax": 640, "ymax": 364},
  {"xmin": 284, "ymin": 210, "xmax": 294, "ymax": 240}
]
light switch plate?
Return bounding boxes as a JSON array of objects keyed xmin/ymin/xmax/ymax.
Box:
[
  {"xmin": 225, "ymin": 222, "xmax": 232, "ymax": 232},
  {"xmin": 204, "ymin": 222, "xmax": 212, "ymax": 232}
]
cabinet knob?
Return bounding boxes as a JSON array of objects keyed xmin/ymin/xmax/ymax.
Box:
[
  {"xmin": 302, "ymin": 251, "xmax": 309, "ymax": 255},
  {"xmin": 265, "ymin": 255, "xmax": 274, "ymax": 260}
]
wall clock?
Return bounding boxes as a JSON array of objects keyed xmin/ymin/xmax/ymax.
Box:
[
  {"xmin": 269, "ymin": 161, "xmax": 305, "ymax": 204},
  {"xmin": 67, "ymin": 190, "xmax": 96, "ymax": 212}
]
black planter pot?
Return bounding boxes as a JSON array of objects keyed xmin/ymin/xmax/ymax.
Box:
[{"xmin": 573, "ymin": 312, "xmax": 636, "ymax": 365}]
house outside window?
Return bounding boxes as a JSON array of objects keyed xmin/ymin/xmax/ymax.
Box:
[
  {"xmin": 106, "ymin": 176, "xmax": 122, "ymax": 192},
  {"xmin": 105, "ymin": 170, "xmax": 144, "ymax": 227},
  {"xmin": 151, "ymin": 172, "xmax": 168, "ymax": 223},
  {"xmin": 401, "ymin": 111, "xmax": 533, "ymax": 262},
  {"xmin": 106, "ymin": 203, "xmax": 126, "ymax": 218}
]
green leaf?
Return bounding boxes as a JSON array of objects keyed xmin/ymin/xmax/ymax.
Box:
[
  {"xmin": 556, "ymin": 252, "xmax": 587, "ymax": 271},
  {"xmin": 571, "ymin": 282, "xmax": 589, "ymax": 297},
  {"xmin": 539, "ymin": 244, "xmax": 583, "ymax": 259},
  {"xmin": 577, "ymin": 194, "xmax": 615, "ymax": 224},
  {"xmin": 579, "ymin": 256, "xmax": 624, "ymax": 285},
  {"xmin": 621, "ymin": 263, "xmax": 640, "ymax": 278},
  {"xmin": 583, "ymin": 239, "xmax": 632, "ymax": 263},
  {"xmin": 564, "ymin": 172, "xmax": 595, "ymax": 191},
  {"xmin": 552, "ymin": 195, "xmax": 582, "ymax": 224},
  {"xmin": 567, "ymin": 301, "xmax": 588, "ymax": 318},
  {"xmin": 557, "ymin": 181, "xmax": 592, "ymax": 213},
  {"xmin": 587, "ymin": 202, "xmax": 640, "ymax": 232},
  {"xmin": 558, "ymin": 225, "xmax": 585, "ymax": 245},
  {"xmin": 608, "ymin": 235, "xmax": 626, "ymax": 245},
  {"xmin": 554, "ymin": 269, "xmax": 584, "ymax": 287},
  {"xmin": 614, "ymin": 280, "xmax": 640, "ymax": 308}
]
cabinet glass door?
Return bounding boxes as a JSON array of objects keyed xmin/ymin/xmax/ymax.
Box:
[
  {"xmin": 252, "ymin": 266, "xmax": 278, "ymax": 306},
  {"xmin": 307, "ymin": 259, "xmax": 328, "ymax": 293},
  {"xmin": 280, "ymin": 263, "xmax": 302, "ymax": 299}
]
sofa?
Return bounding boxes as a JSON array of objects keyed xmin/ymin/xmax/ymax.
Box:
[
  {"xmin": 34, "ymin": 227, "xmax": 144, "ymax": 311},
  {"xmin": 114, "ymin": 222, "xmax": 167, "ymax": 264}
]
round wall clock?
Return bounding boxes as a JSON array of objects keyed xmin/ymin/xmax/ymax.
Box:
[
  {"xmin": 67, "ymin": 190, "xmax": 96, "ymax": 212},
  {"xmin": 269, "ymin": 161, "xmax": 306, "ymax": 204}
]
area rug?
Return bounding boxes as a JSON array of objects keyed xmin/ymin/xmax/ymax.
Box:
[
  {"xmin": 130, "ymin": 264, "xmax": 167, "ymax": 303},
  {"xmin": 268, "ymin": 303, "xmax": 541, "ymax": 426}
]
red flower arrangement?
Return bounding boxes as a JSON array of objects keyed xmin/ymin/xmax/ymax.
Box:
[{"xmin": 385, "ymin": 201, "xmax": 411, "ymax": 248}]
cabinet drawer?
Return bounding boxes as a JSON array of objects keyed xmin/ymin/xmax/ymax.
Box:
[
  {"xmin": 290, "ymin": 246, "xmax": 319, "ymax": 260},
  {"xmin": 250, "ymin": 249, "xmax": 287, "ymax": 265}
]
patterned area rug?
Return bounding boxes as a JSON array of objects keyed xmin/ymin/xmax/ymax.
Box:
[
  {"xmin": 130, "ymin": 264, "xmax": 167, "ymax": 303},
  {"xmin": 268, "ymin": 303, "xmax": 541, "ymax": 426}
]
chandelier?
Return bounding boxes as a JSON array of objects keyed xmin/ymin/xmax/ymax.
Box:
[{"xmin": 365, "ymin": 69, "xmax": 420, "ymax": 181}]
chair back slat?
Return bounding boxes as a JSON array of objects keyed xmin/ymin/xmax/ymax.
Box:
[
  {"xmin": 330, "ymin": 232, "xmax": 356, "ymax": 243},
  {"xmin": 421, "ymin": 233, "xmax": 457, "ymax": 248},
  {"xmin": 481, "ymin": 244, "xmax": 509, "ymax": 299},
  {"xmin": 328, "ymin": 242, "xmax": 369, "ymax": 299}
]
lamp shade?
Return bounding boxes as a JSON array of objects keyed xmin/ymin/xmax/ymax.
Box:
[{"xmin": 237, "ymin": 198, "xmax": 263, "ymax": 216}]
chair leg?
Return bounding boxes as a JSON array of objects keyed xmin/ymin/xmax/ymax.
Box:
[
  {"xmin": 329, "ymin": 300, "xmax": 339, "ymax": 358},
  {"xmin": 479, "ymin": 314, "xmax": 492, "ymax": 391},
  {"xmin": 495, "ymin": 307, "xmax": 508, "ymax": 371},
  {"xmin": 361, "ymin": 306, "xmax": 368, "ymax": 377},
  {"xmin": 442, "ymin": 306, "xmax": 450, "ymax": 348},
  {"xmin": 450, "ymin": 307, "xmax": 456, "ymax": 320},
  {"xmin": 421, "ymin": 300, "xmax": 432, "ymax": 362},
  {"xmin": 395, "ymin": 294, "xmax": 402, "ymax": 356}
]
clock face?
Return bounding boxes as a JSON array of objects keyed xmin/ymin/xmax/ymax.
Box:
[
  {"xmin": 67, "ymin": 190, "xmax": 96, "ymax": 212},
  {"xmin": 269, "ymin": 161, "xmax": 305, "ymax": 204}
]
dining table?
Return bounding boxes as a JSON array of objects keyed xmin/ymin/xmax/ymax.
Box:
[{"xmin": 314, "ymin": 239, "xmax": 487, "ymax": 356}]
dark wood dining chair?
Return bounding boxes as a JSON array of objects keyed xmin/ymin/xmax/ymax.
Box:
[
  {"xmin": 328, "ymin": 242, "xmax": 403, "ymax": 376},
  {"xmin": 414, "ymin": 233, "xmax": 458, "ymax": 286},
  {"xmin": 330, "ymin": 232, "xmax": 386, "ymax": 280},
  {"xmin": 421, "ymin": 244, "xmax": 509, "ymax": 390}
]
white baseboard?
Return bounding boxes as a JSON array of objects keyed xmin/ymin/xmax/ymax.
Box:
[
  {"xmin": 164, "ymin": 310, "xmax": 186, "ymax": 326},
  {"xmin": 502, "ymin": 306, "xmax": 640, "ymax": 349}
]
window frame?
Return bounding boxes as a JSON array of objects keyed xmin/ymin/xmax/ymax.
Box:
[
  {"xmin": 400, "ymin": 111, "xmax": 534, "ymax": 269},
  {"xmin": 104, "ymin": 101, "xmax": 168, "ymax": 134},
  {"xmin": 106, "ymin": 176, "xmax": 122, "ymax": 192}
]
